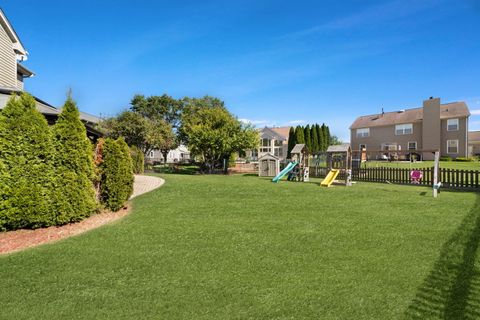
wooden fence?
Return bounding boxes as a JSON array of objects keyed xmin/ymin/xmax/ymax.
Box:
[{"xmin": 309, "ymin": 166, "xmax": 480, "ymax": 190}]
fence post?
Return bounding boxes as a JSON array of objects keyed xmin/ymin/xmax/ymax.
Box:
[{"xmin": 433, "ymin": 151, "xmax": 439, "ymax": 198}]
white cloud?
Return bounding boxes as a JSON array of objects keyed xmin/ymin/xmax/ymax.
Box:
[
  {"xmin": 470, "ymin": 109, "xmax": 480, "ymax": 116},
  {"xmin": 287, "ymin": 120, "xmax": 306, "ymax": 125},
  {"xmin": 239, "ymin": 118, "xmax": 277, "ymax": 127}
]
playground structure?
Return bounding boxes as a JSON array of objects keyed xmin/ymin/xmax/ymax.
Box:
[
  {"xmin": 272, "ymin": 144, "xmax": 309, "ymax": 183},
  {"xmin": 321, "ymin": 144, "xmax": 353, "ymax": 187}
]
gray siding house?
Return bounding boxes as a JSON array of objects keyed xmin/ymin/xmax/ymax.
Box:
[
  {"xmin": 350, "ymin": 98, "xmax": 470, "ymax": 160},
  {"xmin": 0, "ymin": 8, "xmax": 102, "ymax": 140}
]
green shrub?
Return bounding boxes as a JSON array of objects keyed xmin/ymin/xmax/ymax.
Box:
[
  {"xmin": 440, "ymin": 156, "xmax": 452, "ymax": 162},
  {"xmin": 52, "ymin": 97, "xmax": 98, "ymax": 224},
  {"xmin": 99, "ymin": 138, "xmax": 134, "ymax": 211},
  {"xmin": 454, "ymin": 157, "xmax": 474, "ymax": 162},
  {"xmin": 130, "ymin": 146, "xmax": 144, "ymax": 174},
  {"xmin": 0, "ymin": 93, "xmax": 58, "ymax": 230}
]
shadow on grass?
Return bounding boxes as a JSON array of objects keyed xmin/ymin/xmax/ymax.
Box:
[
  {"xmin": 405, "ymin": 193, "xmax": 480, "ymax": 319},
  {"xmin": 151, "ymin": 165, "xmax": 199, "ymax": 175}
]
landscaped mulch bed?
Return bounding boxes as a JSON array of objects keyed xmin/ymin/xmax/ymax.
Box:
[{"xmin": 0, "ymin": 206, "xmax": 130, "ymax": 255}]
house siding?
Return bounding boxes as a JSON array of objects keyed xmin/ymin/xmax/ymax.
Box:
[
  {"xmin": 350, "ymin": 122, "xmax": 423, "ymax": 152},
  {"xmin": 0, "ymin": 23, "xmax": 16, "ymax": 88},
  {"xmin": 440, "ymin": 117, "xmax": 468, "ymax": 157},
  {"xmin": 16, "ymin": 73, "xmax": 23, "ymax": 90}
]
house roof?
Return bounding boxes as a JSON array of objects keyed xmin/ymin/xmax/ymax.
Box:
[
  {"xmin": 0, "ymin": 89, "xmax": 102, "ymax": 138},
  {"xmin": 270, "ymin": 127, "xmax": 291, "ymax": 139},
  {"xmin": 0, "ymin": 8, "xmax": 27, "ymax": 58},
  {"xmin": 469, "ymin": 131, "xmax": 480, "ymax": 144},
  {"xmin": 350, "ymin": 102, "xmax": 470, "ymax": 129},
  {"xmin": 17, "ymin": 63, "xmax": 34, "ymax": 77},
  {"xmin": 327, "ymin": 144, "xmax": 351, "ymax": 153}
]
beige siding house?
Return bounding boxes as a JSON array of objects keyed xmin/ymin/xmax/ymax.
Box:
[
  {"xmin": 0, "ymin": 9, "xmax": 33, "ymax": 90},
  {"xmin": 245, "ymin": 126, "xmax": 290, "ymax": 163},
  {"xmin": 350, "ymin": 98, "xmax": 470, "ymax": 159},
  {"xmin": 0, "ymin": 8, "xmax": 102, "ymax": 140}
]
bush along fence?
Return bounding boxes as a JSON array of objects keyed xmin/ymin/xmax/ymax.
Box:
[
  {"xmin": 309, "ymin": 166, "xmax": 480, "ymax": 190},
  {"xmin": 0, "ymin": 93, "xmax": 134, "ymax": 231}
]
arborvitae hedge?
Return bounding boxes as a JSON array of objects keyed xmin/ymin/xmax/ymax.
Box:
[
  {"xmin": 0, "ymin": 93, "xmax": 58, "ymax": 230},
  {"xmin": 130, "ymin": 146, "xmax": 144, "ymax": 174},
  {"xmin": 99, "ymin": 138, "xmax": 134, "ymax": 211},
  {"xmin": 52, "ymin": 97, "xmax": 97, "ymax": 224}
]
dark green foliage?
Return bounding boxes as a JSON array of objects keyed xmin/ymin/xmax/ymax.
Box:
[
  {"xmin": 315, "ymin": 123, "xmax": 323, "ymax": 151},
  {"xmin": 304, "ymin": 124, "xmax": 311, "ymax": 151},
  {"xmin": 130, "ymin": 146, "xmax": 145, "ymax": 174},
  {"xmin": 311, "ymin": 125, "xmax": 319, "ymax": 153},
  {"xmin": 454, "ymin": 157, "xmax": 474, "ymax": 162},
  {"xmin": 0, "ymin": 93, "xmax": 57, "ymax": 230},
  {"xmin": 322, "ymin": 123, "xmax": 331, "ymax": 147},
  {"xmin": 99, "ymin": 138, "xmax": 134, "ymax": 211},
  {"xmin": 52, "ymin": 97, "xmax": 98, "ymax": 224},
  {"xmin": 287, "ymin": 127, "xmax": 295, "ymax": 159},
  {"xmin": 294, "ymin": 125, "xmax": 305, "ymax": 144}
]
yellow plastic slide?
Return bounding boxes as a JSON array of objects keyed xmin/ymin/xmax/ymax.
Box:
[{"xmin": 321, "ymin": 169, "xmax": 340, "ymax": 187}]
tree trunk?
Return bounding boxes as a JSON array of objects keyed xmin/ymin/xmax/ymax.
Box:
[{"xmin": 161, "ymin": 149, "xmax": 169, "ymax": 165}]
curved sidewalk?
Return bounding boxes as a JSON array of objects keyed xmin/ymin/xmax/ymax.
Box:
[{"xmin": 0, "ymin": 175, "xmax": 165, "ymax": 255}]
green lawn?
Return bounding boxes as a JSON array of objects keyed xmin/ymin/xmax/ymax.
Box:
[{"xmin": 1, "ymin": 175, "xmax": 479, "ymax": 319}]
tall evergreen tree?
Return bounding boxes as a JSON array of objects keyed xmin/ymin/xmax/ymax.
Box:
[
  {"xmin": 304, "ymin": 124, "xmax": 311, "ymax": 151},
  {"xmin": 287, "ymin": 127, "xmax": 295, "ymax": 159},
  {"xmin": 53, "ymin": 97, "xmax": 97, "ymax": 224},
  {"xmin": 316, "ymin": 123, "xmax": 324, "ymax": 151},
  {"xmin": 294, "ymin": 125, "xmax": 305, "ymax": 144},
  {"xmin": 324, "ymin": 124, "xmax": 331, "ymax": 147},
  {"xmin": 0, "ymin": 93, "xmax": 58, "ymax": 230},
  {"xmin": 321, "ymin": 123, "xmax": 328, "ymax": 151},
  {"xmin": 311, "ymin": 125, "xmax": 319, "ymax": 153}
]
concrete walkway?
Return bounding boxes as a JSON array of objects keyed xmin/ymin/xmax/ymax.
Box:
[{"xmin": 130, "ymin": 175, "xmax": 165, "ymax": 199}]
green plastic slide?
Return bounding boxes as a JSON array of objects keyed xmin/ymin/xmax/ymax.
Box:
[{"xmin": 272, "ymin": 161, "xmax": 298, "ymax": 183}]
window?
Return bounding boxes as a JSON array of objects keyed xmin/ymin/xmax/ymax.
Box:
[
  {"xmin": 382, "ymin": 143, "xmax": 397, "ymax": 151},
  {"xmin": 395, "ymin": 123, "xmax": 413, "ymax": 135},
  {"xmin": 447, "ymin": 140, "xmax": 458, "ymax": 154},
  {"xmin": 260, "ymin": 138, "xmax": 271, "ymax": 153},
  {"xmin": 408, "ymin": 142, "xmax": 417, "ymax": 150},
  {"xmin": 149, "ymin": 151, "xmax": 154, "ymax": 158},
  {"xmin": 274, "ymin": 147, "xmax": 283, "ymax": 157},
  {"xmin": 356, "ymin": 128, "xmax": 369, "ymax": 138},
  {"xmin": 359, "ymin": 144, "xmax": 366, "ymax": 150},
  {"xmin": 447, "ymin": 118, "xmax": 459, "ymax": 131}
]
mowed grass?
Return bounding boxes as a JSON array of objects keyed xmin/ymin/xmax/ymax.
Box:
[{"xmin": 0, "ymin": 175, "xmax": 479, "ymax": 319}]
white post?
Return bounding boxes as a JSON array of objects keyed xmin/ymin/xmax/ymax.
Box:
[{"xmin": 433, "ymin": 151, "xmax": 440, "ymax": 198}]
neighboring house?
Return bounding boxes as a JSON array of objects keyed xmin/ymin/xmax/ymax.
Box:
[
  {"xmin": 146, "ymin": 145, "xmax": 191, "ymax": 164},
  {"xmin": 350, "ymin": 97, "xmax": 470, "ymax": 160},
  {"xmin": 468, "ymin": 131, "xmax": 480, "ymax": 156},
  {"xmin": 244, "ymin": 126, "xmax": 290, "ymax": 163},
  {"xmin": 0, "ymin": 8, "xmax": 102, "ymax": 140}
]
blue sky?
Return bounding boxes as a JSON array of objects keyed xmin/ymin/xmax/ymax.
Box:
[{"xmin": 3, "ymin": 0, "xmax": 480, "ymax": 141}]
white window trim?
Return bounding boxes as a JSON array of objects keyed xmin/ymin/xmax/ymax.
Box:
[
  {"xmin": 447, "ymin": 139, "xmax": 459, "ymax": 154},
  {"xmin": 408, "ymin": 141, "xmax": 417, "ymax": 150},
  {"xmin": 356, "ymin": 128, "xmax": 370, "ymax": 138},
  {"xmin": 447, "ymin": 118, "xmax": 459, "ymax": 131},
  {"xmin": 395, "ymin": 123, "xmax": 413, "ymax": 135}
]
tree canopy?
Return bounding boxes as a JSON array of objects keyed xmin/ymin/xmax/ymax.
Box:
[{"xmin": 180, "ymin": 96, "xmax": 258, "ymax": 171}]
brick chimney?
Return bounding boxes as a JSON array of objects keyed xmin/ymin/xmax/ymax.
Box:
[{"xmin": 422, "ymin": 97, "xmax": 441, "ymax": 159}]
